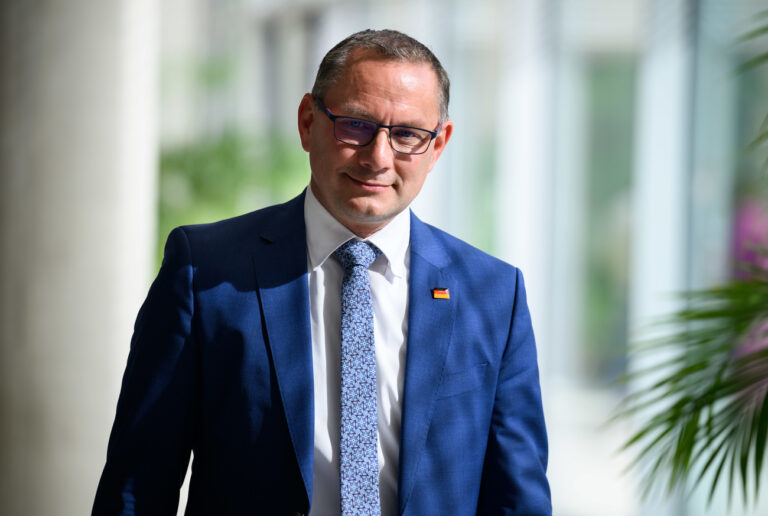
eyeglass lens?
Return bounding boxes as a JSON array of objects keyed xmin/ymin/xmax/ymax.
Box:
[{"xmin": 334, "ymin": 117, "xmax": 432, "ymax": 154}]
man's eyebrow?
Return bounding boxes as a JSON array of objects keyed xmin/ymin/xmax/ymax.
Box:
[
  {"xmin": 337, "ymin": 104, "xmax": 374, "ymax": 119},
  {"xmin": 336, "ymin": 104, "xmax": 431, "ymax": 129}
]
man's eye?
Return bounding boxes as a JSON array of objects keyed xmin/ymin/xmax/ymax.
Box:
[
  {"xmin": 393, "ymin": 128, "xmax": 430, "ymax": 142},
  {"xmin": 342, "ymin": 119, "xmax": 372, "ymax": 130},
  {"xmin": 392, "ymin": 128, "xmax": 418, "ymax": 139}
]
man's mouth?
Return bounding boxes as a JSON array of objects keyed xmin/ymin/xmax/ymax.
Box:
[{"xmin": 345, "ymin": 173, "xmax": 390, "ymax": 191}]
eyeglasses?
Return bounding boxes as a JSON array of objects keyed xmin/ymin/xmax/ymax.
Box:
[{"xmin": 314, "ymin": 96, "xmax": 442, "ymax": 155}]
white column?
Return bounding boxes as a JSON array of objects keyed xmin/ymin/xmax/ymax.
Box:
[
  {"xmin": 494, "ymin": 0, "xmax": 556, "ymax": 379},
  {"xmin": 629, "ymin": 0, "xmax": 694, "ymax": 514},
  {"xmin": 160, "ymin": 0, "xmax": 204, "ymax": 147},
  {"xmin": 0, "ymin": 1, "xmax": 157, "ymax": 514}
]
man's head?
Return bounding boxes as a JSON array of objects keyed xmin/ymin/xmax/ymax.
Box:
[
  {"xmin": 312, "ymin": 30, "xmax": 451, "ymax": 122},
  {"xmin": 298, "ymin": 29, "xmax": 454, "ymax": 237}
]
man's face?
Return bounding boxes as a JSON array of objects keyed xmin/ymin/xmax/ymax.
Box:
[{"xmin": 298, "ymin": 50, "xmax": 453, "ymax": 237}]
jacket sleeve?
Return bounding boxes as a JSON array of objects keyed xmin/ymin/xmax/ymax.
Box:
[
  {"xmin": 93, "ymin": 227, "xmax": 199, "ymax": 515},
  {"xmin": 478, "ymin": 268, "xmax": 552, "ymax": 515}
]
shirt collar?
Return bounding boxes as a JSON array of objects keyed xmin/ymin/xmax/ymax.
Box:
[{"xmin": 304, "ymin": 186, "xmax": 410, "ymax": 279}]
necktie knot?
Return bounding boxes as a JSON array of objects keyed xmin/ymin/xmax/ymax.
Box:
[{"xmin": 334, "ymin": 240, "xmax": 381, "ymax": 271}]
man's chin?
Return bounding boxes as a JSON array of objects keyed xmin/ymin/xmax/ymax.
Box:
[
  {"xmin": 336, "ymin": 202, "xmax": 403, "ymax": 235},
  {"xmin": 343, "ymin": 201, "xmax": 399, "ymax": 224}
]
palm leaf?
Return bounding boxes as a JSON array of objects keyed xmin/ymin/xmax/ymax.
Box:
[
  {"xmin": 738, "ymin": 52, "xmax": 768, "ymax": 74},
  {"xmin": 615, "ymin": 254, "xmax": 768, "ymax": 507}
]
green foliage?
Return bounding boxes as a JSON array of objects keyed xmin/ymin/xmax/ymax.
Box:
[
  {"xmin": 738, "ymin": 9, "xmax": 768, "ymax": 74},
  {"xmin": 615, "ymin": 259, "xmax": 768, "ymax": 506},
  {"xmin": 739, "ymin": 8, "xmax": 768, "ymax": 174},
  {"xmin": 157, "ymin": 131, "xmax": 309, "ymax": 266}
]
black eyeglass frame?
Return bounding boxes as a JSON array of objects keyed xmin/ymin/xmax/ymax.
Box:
[{"xmin": 313, "ymin": 96, "xmax": 443, "ymax": 155}]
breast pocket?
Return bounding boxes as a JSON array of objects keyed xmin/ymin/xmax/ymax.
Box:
[{"xmin": 437, "ymin": 362, "xmax": 489, "ymax": 399}]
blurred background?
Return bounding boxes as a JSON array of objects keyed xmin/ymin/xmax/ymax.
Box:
[{"xmin": 2, "ymin": 0, "xmax": 768, "ymax": 514}]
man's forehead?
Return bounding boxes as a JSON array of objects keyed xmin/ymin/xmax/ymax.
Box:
[{"xmin": 332, "ymin": 52, "xmax": 439, "ymax": 110}]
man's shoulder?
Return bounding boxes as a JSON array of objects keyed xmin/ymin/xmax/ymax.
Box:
[
  {"xmin": 410, "ymin": 214, "xmax": 520, "ymax": 279},
  {"xmin": 169, "ymin": 193, "xmax": 305, "ymax": 252}
]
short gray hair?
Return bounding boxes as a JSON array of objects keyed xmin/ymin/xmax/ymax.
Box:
[{"xmin": 311, "ymin": 29, "xmax": 450, "ymax": 122}]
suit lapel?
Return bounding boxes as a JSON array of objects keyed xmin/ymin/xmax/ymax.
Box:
[
  {"xmin": 251, "ymin": 193, "xmax": 315, "ymax": 504},
  {"xmin": 398, "ymin": 213, "xmax": 456, "ymax": 513}
]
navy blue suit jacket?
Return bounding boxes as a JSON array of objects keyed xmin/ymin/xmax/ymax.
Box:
[{"xmin": 93, "ymin": 192, "xmax": 551, "ymax": 515}]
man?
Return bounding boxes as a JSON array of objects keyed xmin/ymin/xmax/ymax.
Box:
[{"xmin": 93, "ymin": 29, "xmax": 551, "ymax": 515}]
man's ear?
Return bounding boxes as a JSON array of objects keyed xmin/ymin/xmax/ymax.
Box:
[
  {"xmin": 426, "ymin": 119, "xmax": 454, "ymax": 172},
  {"xmin": 297, "ymin": 93, "xmax": 315, "ymax": 152}
]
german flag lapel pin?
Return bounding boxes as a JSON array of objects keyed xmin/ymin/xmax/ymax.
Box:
[{"xmin": 431, "ymin": 287, "xmax": 450, "ymax": 300}]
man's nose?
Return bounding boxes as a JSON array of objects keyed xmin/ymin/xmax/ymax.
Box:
[{"xmin": 360, "ymin": 128, "xmax": 394, "ymax": 169}]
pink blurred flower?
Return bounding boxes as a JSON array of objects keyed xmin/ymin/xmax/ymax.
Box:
[{"xmin": 732, "ymin": 198, "xmax": 768, "ymax": 277}]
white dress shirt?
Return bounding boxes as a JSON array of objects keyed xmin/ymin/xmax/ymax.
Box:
[{"xmin": 304, "ymin": 187, "xmax": 410, "ymax": 516}]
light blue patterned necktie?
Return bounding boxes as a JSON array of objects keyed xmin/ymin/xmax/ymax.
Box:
[{"xmin": 334, "ymin": 239, "xmax": 382, "ymax": 516}]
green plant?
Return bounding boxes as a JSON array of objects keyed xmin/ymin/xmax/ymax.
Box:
[
  {"xmin": 157, "ymin": 131, "xmax": 309, "ymax": 266},
  {"xmin": 615, "ymin": 260, "xmax": 768, "ymax": 505},
  {"xmin": 739, "ymin": 9, "xmax": 768, "ymax": 173}
]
